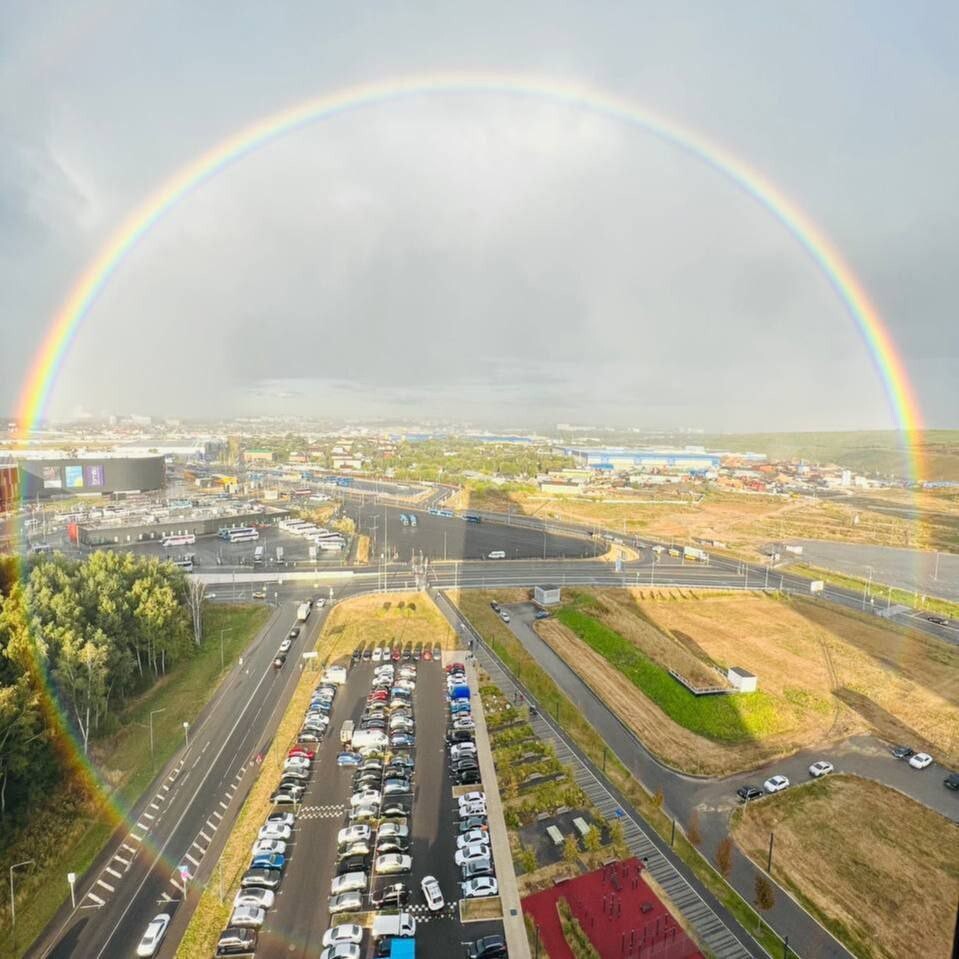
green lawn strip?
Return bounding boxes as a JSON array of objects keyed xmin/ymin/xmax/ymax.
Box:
[
  {"xmin": 0, "ymin": 603, "xmax": 270, "ymax": 958},
  {"xmin": 789, "ymin": 564, "xmax": 959, "ymax": 619},
  {"xmin": 554, "ymin": 607, "xmax": 788, "ymax": 742},
  {"xmin": 456, "ymin": 593, "xmax": 782, "ymax": 958}
]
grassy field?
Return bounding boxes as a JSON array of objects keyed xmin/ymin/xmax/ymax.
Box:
[
  {"xmin": 177, "ymin": 592, "xmax": 454, "ymax": 958},
  {"xmin": 455, "ymin": 590, "xmax": 786, "ymax": 957},
  {"xmin": 3, "ymin": 603, "xmax": 271, "ymax": 959},
  {"xmin": 554, "ymin": 606, "xmax": 788, "ymax": 742},
  {"xmin": 731, "ymin": 775, "xmax": 959, "ymax": 959},
  {"xmin": 535, "ymin": 589, "xmax": 959, "ymax": 774}
]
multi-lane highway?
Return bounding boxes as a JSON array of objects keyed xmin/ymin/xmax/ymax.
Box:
[{"xmin": 27, "ymin": 505, "xmax": 956, "ymax": 958}]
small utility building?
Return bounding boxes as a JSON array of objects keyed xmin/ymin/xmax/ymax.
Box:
[
  {"xmin": 727, "ymin": 667, "xmax": 757, "ymax": 692},
  {"xmin": 534, "ymin": 585, "xmax": 561, "ymax": 606}
]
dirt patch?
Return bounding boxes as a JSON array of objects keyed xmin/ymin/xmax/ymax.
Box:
[{"xmin": 731, "ymin": 775, "xmax": 959, "ymax": 959}]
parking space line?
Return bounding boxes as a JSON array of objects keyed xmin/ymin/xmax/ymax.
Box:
[{"xmin": 95, "ymin": 878, "xmax": 115, "ymax": 893}]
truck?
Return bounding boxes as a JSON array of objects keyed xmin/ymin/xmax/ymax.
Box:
[
  {"xmin": 253, "ymin": 545, "xmax": 264, "ymax": 565},
  {"xmin": 683, "ymin": 546, "xmax": 708, "ymax": 562},
  {"xmin": 340, "ymin": 720, "xmax": 355, "ymax": 745},
  {"xmin": 371, "ymin": 912, "xmax": 416, "ymax": 940},
  {"xmin": 296, "ymin": 603, "xmax": 311, "ymax": 622},
  {"xmin": 323, "ymin": 665, "xmax": 347, "ymax": 686}
]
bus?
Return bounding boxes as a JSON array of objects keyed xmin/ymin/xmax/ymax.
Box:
[
  {"xmin": 172, "ymin": 557, "xmax": 194, "ymax": 572},
  {"xmin": 218, "ymin": 526, "xmax": 259, "ymax": 543},
  {"xmin": 162, "ymin": 533, "xmax": 196, "ymax": 548}
]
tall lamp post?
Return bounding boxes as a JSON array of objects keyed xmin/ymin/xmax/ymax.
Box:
[
  {"xmin": 219, "ymin": 627, "xmax": 233, "ymax": 671},
  {"xmin": 149, "ymin": 707, "xmax": 167, "ymax": 771},
  {"xmin": 10, "ymin": 859, "xmax": 35, "ymax": 946},
  {"xmin": 183, "ymin": 721, "xmax": 190, "ymax": 750}
]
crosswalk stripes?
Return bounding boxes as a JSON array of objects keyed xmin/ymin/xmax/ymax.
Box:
[
  {"xmin": 295, "ymin": 803, "xmax": 347, "ymax": 820},
  {"xmin": 471, "ymin": 634, "xmax": 755, "ymax": 959}
]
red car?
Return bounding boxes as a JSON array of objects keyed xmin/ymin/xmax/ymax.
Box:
[
  {"xmin": 446, "ymin": 662, "xmax": 465, "ymax": 674},
  {"xmin": 422, "ymin": 648, "xmax": 433, "ymax": 662},
  {"xmin": 391, "ymin": 647, "xmax": 402, "ymax": 661},
  {"xmin": 288, "ymin": 746, "xmax": 316, "ymax": 760},
  {"xmin": 368, "ymin": 690, "xmax": 389, "ymax": 702}
]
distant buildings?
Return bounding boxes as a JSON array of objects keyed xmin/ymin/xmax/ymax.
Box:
[{"xmin": 557, "ymin": 446, "xmax": 722, "ymax": 472}]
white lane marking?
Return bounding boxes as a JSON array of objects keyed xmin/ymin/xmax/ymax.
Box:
[
  {"xmin": 88, "ymin": 656, "xmax": 282, "ymax": 959},
  {"xmin": 114, "ymin": 855, "xmax": 131, "ymax": 868},
  {"xmin": 200, "ymin": 831, "xmax": 212, "ymax": 843},
  {"xmin": 184, "ymin": 853, "xmax": 200, "ymax": 867},
  {"xmin": 142, "ymin": 813, "xmax": 155, "ymax": 821},
  {"xmin": 86, "ymin": 892, "xmax": 105, "ymax": 906},
  {"xmin": 95, "ymin": 879, "xmax": 115, "ymax": 892},
  {"xmin": 121, "ymin": 843, "xmax": 136, "ymax": 854},
  {"xmin": 154, "ymin": 793, "xmax": 165, "ymax": 802},
  {"xmin": 105, "ymin": 867, "xmax": 122, "ymax": 879},
  {"xmin": 205, "ymin": 819, "xmax": 218, "ymax": 831},
  {"xmin": 136, "ymin": 820, "xmax": 150, "ymax": 830},
  {"xmin": 218, "ymin": 800, "xmax": 228, "ymax": 810},
  {"xmin": 212, "ymin": 810, "xmax": 222, "ymax": 821},
  {"xmin": 148, "ymin": 802, "xmax": 160, "ymax": 810}
]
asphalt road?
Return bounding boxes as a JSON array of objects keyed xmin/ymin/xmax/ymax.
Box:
[{"xmin": 31, "ymin": 603, "xmax": 330, "ymax": 959}]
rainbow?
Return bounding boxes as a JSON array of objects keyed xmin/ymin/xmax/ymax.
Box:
[{"xmin": 15, "ymin": 72, "xmax": 924, "ymax": 478}]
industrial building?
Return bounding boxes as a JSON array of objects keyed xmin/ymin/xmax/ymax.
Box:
[
  {"xmin": 557, "ymin": 446, "xmax": 721, "ymax": 471},
  {"xmin": 16, "ymin": 454, "xmax": 166, "ymax": 500}
]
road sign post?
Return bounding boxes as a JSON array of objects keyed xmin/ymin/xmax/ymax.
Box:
[{"xmin": 67, "ymin": 872, "xmax": 76, "ymax": 909}]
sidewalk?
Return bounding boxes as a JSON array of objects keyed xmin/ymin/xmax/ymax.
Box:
[{"xmin": 460, "ymin": 652, "xmax": 533, "ymax": 959}]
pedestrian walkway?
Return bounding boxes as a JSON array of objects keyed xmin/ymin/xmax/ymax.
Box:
[
  {"xmin": 462, "ymin": 651, "xmax": 532, "ymax": 959},
  {"xmin": 434, "ymin": 596, "xmax": 761, "ymax": 959}
]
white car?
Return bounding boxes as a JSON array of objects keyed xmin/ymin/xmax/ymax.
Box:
[
  {"xmin": 459, "ymin": 802, "xmax": 488, "ymax": 818},
  {"xmin": 328, "ymin": 891, "xmax": 364, "ymax": 915},
  {"xmin": 377, "ymin": 822, "xmax": 409, "ymax": 839},
  {"xmin": 808, "ymin": 761, "xmax": 834, "ymax": 777},
  {"xmin": 909, "ymin": 752, "xmax": 933, "ymax": 769},
  {"xmin": 461, "ymin": 876, "xmax": 498, "ymax": 898},
  {"xmin": 258, "ymin": 822, "xmax": 292, "ymax": 841},
  {"xmin": 229, "ymin": 904, "xmax": 266, "ymax": 928},
  {"xmin": 458, "ymin": 791, "xmax": 485, "ymax": 806},
  {"xmin": 455, "ymin": 843, "xmax": 492, "ymax": 866},
  {"xmin": 322, "ymin": 923, "xmax": 364, "ymax": 947},
  {"xmin": 331, "ymin": 872, "xmax": 368, "ymax": 895},
  {"xmin": 763, "ymin": 775, "xmax": 790, "ymax": 794},
  {"xmin": 320, "ymin": 945, "xmax": 361, "ymax": 959},
  {"xmin": 279, "ymin": 638, "xmax": 292, "ymax": 653},
  {"xmin": 500, "ymin": 611, "xmax": 511, "ymax": 623},
  {"xmin": 452, "ymin": 718, "xmax": 476, "ymax": 731},
  {"xmin": 350, "ymin": 803, "xmax": 380, "ymax": 822},
  {"xmin": 266, "ymin": 812, "xmax": 295, "ymax": 828},
  {"xmin": 375, "ymin": 853, "xmax": 412, "ymax": 874},
  {"xmin": 338, "ymin": 824, "xmax": 371, "ymax": 845},
  {"xmin": 251, "ymin": 838, "xmax": 287, "ymax": 857},
  {"xmin": 136, "ymin": 914, "xmax": 170, "ymax": 957},
  {"xmin": 451, "ymin": 743, "xmax": 477, "ymax": 760},
  {"xmin": 351, "ymin": 789, "xmax": 382, "ymax": 807},
  {"xmin": 234, "ymin": 887, "xmax": 275, "ymax": 910},
  {"xmin": 457, "ymin": 829, "xmax": 491, "ymax": 849},
  {"xmin": 421, "ymin": 875, "xmax": 445, "ymax": 911},
  {"xmin": 372, "ymin": 647, "xmax": 384, "ymax": 662},
  {"xmin": 284, "ymin": 755, "xmax": 311, "ymax": 770}
]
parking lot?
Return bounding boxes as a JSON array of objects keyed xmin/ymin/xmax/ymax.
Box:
[{"xmin": 221, "ymin": 643, "xmax": 506, "ymax": 957}]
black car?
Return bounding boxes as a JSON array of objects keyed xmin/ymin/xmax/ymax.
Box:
[
  {"xmin": 336, "ymin": 855, "xmax": 370, "ymax": 875},
  {"xmin": 240, "ymin": 868, "xmax": 282, "ymax": 890},
  {"xmin": 944, "ymin": 772, "xmax": 959, "ymax": 791},
  {"xmin": 736, "ymin": 785, "xmax": 763, "ymax": 803},
  {"xmin": 455, "ymin": 769, "xmax": 482, "ymax": 786},
  {"xmin": 891, "ymin": 745, "xmax": 915, "ymax": 760},
  {"xmin": 403, "ymin": 645, "xmax": 413, "ymax": 661},
  {"xmin": 370, "ymin": 881, "xmax": 409, "ymax": 907},
  {"xmin": 490, "ymin": 601, "xmax": 500, "ymax": 612},
  {"xmin": 362, "ymin": 647, "xmax": 373, "ymax": 661},
  {"xmin": 448, "ymin": 731, "xmax": 475, "ymax": 746},
  {"xmin": 465, "ymin": 934, "xmax": 508, "ymax": 959},
  {"xmin": 461, "ymin": 857, "xmax": 494, "ymax": 880},
  {"xmin": 352, "ymin": 648, "xmax": 362, "ymax": 663},
  {"xmin": 381, "ymin": 802, "xmax": 409, "ymax": 819},
  {"xmin": 459, "ymin": 815, "xmax": 488, "ymax": 832},
  {"xmin": 289, "ymin": 626, "xmax": 301, "ymax": 639},
  {"xmin": 926, "ymin": 615, "xmax": 949, "ymax": 626},
  {"xmin": 273, "ymin": 654, "xmax": 287, "ymax": 669}
]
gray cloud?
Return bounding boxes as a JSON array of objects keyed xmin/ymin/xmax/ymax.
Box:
[{"xmin": 1, "ymin": 1, "xmax": 957, "ymax": 429}]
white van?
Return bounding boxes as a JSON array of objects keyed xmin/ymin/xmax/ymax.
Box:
[
  {"xmin": 351, "ymin": 729, "xmax": 388, "ymax": 750},
  {"xmin": 371, "ymin": 912, "xmax": 416, "ymax": 940},
  {"xmin": 323, "ymin": 665, "xmax": 348, "ymax": 686},
  {"xmin": 488, "ymin": 550, "xmax": 506, "ymax": 560}
]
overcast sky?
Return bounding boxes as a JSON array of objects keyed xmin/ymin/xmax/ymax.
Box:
[{"xmin": 2, "ymin": 1, "xmax": 957, "ymax": 431}]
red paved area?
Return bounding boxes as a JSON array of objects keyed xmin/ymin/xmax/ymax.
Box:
[{"xmin": 522, "ymin": 857, "xmax": 703, "ymax": 959}]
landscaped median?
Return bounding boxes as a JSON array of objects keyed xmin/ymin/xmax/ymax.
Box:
[{"xmin": 454, "ymin": 590, "xmax": 786, "ymax": 957}]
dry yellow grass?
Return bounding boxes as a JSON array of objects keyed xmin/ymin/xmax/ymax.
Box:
[
  {"xmin": 731, "ymin": 775, "xmax": 959, "ymax": 959},
  {"xmin": 320, "ymin": 591, "xmax": 459, "ymax": 663},
  {"xmin": 537, "ymin": 590, "xmax": 959, "ymax": 774}
]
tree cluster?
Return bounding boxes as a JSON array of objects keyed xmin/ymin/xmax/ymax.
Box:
[{"xmin": 0, "ymin": 551, "xmax": 192, "ymax": 821}]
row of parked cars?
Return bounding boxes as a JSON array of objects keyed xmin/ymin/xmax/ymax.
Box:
[
  {"xmin": 321, "ymin": 661, "xmax": 427, "ymax": 959},
  {"xmin": 352, "ymin": 641, "xmax": 440, "ymax": 664}
]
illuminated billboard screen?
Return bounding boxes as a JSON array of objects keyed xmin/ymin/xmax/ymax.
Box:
[
  {"xmin": 84, "ymin": 464, "xmax": 105, "ymax": 487},
  {"xmin": 42, "ymin": 466, "xmax": 62, "ymax": 489},
  {"xmin": 65, "ymin": 465, "xmax": 84, "ymax": 489}
]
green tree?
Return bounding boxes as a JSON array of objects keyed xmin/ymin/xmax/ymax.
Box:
[{"xmin": 582, "ymin": 825, "xmax": 601, "ymax": 853}]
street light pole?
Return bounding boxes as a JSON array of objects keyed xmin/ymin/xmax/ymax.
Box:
[
  {"xmin": 149, "ymin": 707, "xmax": 167, "ymax": 771},
  {"xmin": 10, "ymin": 859, "xmax": 34, "ymax": 944},
  {"xmin": 183, "ymin": 721, "xmax": 190, "ymax": 750}
]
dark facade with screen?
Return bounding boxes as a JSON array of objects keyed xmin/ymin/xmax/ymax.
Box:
[{"xmin": 18, "ymin": 456, "xmax": 166, "ymax": 499}]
